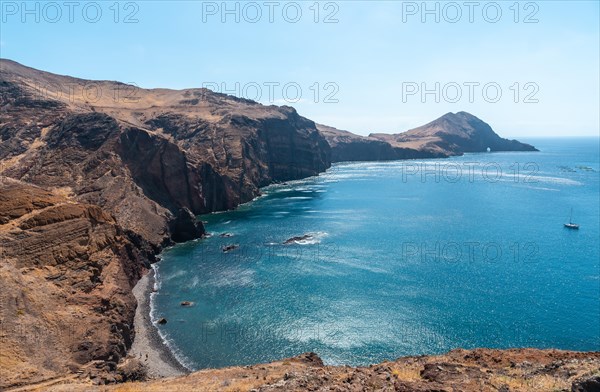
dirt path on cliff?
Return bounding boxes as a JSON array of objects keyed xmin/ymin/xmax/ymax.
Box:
[{"xmin": 3, "ymin": 375, "xmax": 77, "ymax": 392}]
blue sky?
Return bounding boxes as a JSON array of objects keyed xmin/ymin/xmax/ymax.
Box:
[{"xmin": 1, "ymin": 1, "xmax": 598, "ymax": 137}]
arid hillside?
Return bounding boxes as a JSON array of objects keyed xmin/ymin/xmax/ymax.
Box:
[{"xmin": 0, "ymin": 179, "xmax": 152, "ymax": 388}]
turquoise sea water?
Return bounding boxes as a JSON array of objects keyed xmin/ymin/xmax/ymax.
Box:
[{"xmin": 153, "ymin": 138, "xmax": 600, "ymax": 370}]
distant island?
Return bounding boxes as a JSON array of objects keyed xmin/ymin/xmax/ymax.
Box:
[{"xmin": 6, "ymin": 59, "xmax": 599, "ymax": 391}]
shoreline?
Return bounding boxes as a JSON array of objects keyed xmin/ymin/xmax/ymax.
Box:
[{"xmin": 130, "ymin": 268, "xmax": 191, "ymax": 378}]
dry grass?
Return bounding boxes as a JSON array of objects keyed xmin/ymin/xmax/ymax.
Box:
[
  {"xmin": 491, "ymin": 374, "xmax": 569, "ymax": 392},
  {"xmin": 113, "ymin": 385, "xmax": 145, "ymax": 392},
  {"xmin": 51, "ymin": 187, "xmax": 75, "ymax": 199},
  {"xmin": 222, "ymin": 379, "xmax": 261, "ymax": 392},
  {"xmin": 390, "ymin": 364, "xmax": 422, "ymax": 382}
]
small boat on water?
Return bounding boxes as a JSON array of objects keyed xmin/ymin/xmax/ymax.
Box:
[{"xmin": 564, "ymin": 208, "xmax": 580, "ymax": 230}]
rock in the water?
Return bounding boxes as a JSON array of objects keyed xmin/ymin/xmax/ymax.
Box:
[
  {"xmin": 222, "ymin": 244, "xmax": 239, "ymax": 253},
  {"xmin": 180, "ymin": 301, "xmax": 193, "ymax": 307},
  {"xmin": 284, "ymin": 234, "xmax": 313, "ymax": 245},
  {"xmin": 169, "ymin": 207, "xmax": 205, "ymax": 243},
  {"xmin": 157, "ymin": 318, "xmax": 167, "ymax": 325}
]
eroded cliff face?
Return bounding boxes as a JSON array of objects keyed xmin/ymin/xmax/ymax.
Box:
[
  {"xmin": 0, "ymin": 60, "xmax": 560, "ymax": 392},
  {"xmin": 0, "ymin": 179, "xmax": 152, "ymax": 388},
  {"xmin": 0, "ymin": 59, "xmax": 331, "ymax": 388},
  {"xmin": 0, "ymin": 59, "xmax": 331, "ymax": 247},
  {"xmin": 140, "ymin": 107, "xmax": 330, "ymax": 212}
]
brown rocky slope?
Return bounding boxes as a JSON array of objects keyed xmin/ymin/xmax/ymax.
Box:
[
  {"xmin": 0, "ymin": 58, "xmax": 331, "ymax": 247},
  {"xmin": 370, "ymin": 111, "xmax": 538, "ymax": 157},
  {"xmin": 317, "ymin": 124, "xmax": 445, "ymax": 162},
  {"xmin": 0, "ymin": 179, "xmax": 152, "ymax": 388}
]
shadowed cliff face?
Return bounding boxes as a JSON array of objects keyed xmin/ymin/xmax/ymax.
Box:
[
  {"xmin": 0, "ymin": 60, "xmax": 557, "ymax": 391},
  {"xmin": 317, "ymin": 124, "xmax": 445, "ymax": 162},
  {"xmin": 140, "ymin": 108, "xmax": 330, "ymax": 212}
]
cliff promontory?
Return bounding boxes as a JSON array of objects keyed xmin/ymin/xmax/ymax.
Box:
[{"xmin": 320, "ymin": 112, "xmax": 537, "ymax": 162}]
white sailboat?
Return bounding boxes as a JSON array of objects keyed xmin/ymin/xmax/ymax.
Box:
[{"xmin": 564, "ymin": 208, "xmax": 580, "ymax": 230}]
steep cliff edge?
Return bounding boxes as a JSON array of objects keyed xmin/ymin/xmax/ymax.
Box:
[
  {"xmin": 0, "ymin": 60, "xmax": 574, "ymax": 392},
  {"xmin": 0, "ymin": 59, "xmax": 331, "ymax": 246},
  {"xmin": 320, "ymin": 112, "xmax": 537, "ymax": 162}
]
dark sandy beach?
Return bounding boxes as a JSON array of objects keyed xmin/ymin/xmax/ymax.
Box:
[{"xmin": 130, "ymin": 269, "xmax": 190, "ymax": 378}]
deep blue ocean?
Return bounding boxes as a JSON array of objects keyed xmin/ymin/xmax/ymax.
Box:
[{"xmin": 152, "ymin": 138, "xmax": 600, "ymax": 370}]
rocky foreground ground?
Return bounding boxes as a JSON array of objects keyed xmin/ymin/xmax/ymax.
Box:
[{"xmin": 6, "ymin": 350, "xmax": 599, "ymax": 392}]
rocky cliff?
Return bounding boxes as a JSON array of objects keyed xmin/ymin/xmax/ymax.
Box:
[
  {"xmin": 0, "ymin": 59, "xmax": 331, "ymax": 248},
  {"xmin": 0, "ymin": 60, "xmax": 577, "ymax": 392},
  {"xmin": 317, "ymin": 124, "xmax": 445, "ymax": 162},
  {"xmin": 320, "ymin": 112, "xmax": 537, "ymax": 162},
  {"xmin": 0, "ymin": 59, "xmax": 330, "ymax": 389},
  {"xmin": 0, "ymin": 179, "xmax": 152, "ymax": 388}
]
